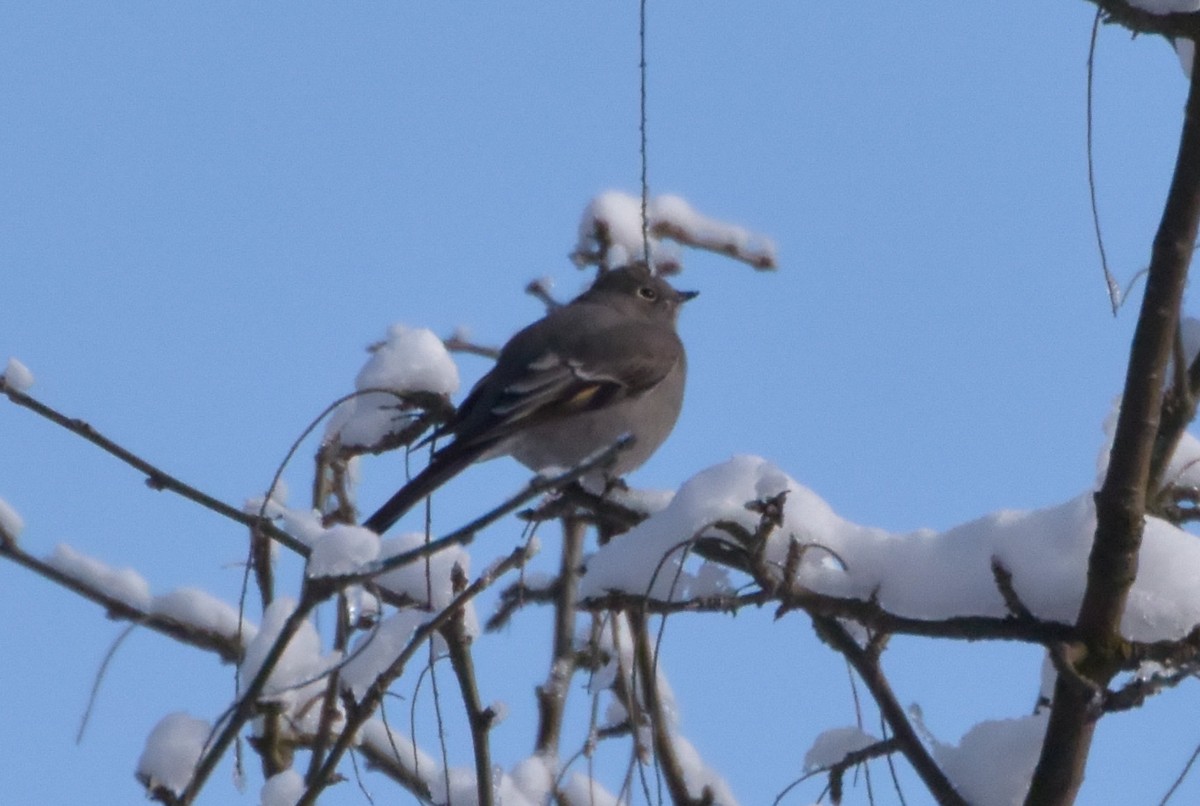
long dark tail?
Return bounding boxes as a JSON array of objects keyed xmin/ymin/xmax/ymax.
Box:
[{"xmin": 362, "ymin": 441, "xmax": 489, "ymax": 534}]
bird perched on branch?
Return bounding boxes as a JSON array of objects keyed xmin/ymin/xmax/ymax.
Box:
[{"xmin": 363, "ymin": 265, "xmax": 697, "ymax": 535}]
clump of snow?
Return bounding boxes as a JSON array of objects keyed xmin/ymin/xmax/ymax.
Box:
[
  {"xmin": 240, "ymin": 598, "xmax": 341, "ymax": 737},
  {"xmin": 578, "ymin": 190, "xmax": 675, "ymax": 269},
  {"xmin": 3, "ymin": 357, "xmax": 34, "ymax": 392},
  {"xmin": 45, "ymin": 544, "xmax": 152, "ymax": 610},
  {"xmin": 376, "ymin": 531, "xmax": 477, "ymax": 634},
  {"xmin": 507, "ymin": 755, "xmax": 555, "ymax": 805},
  {"xmin": 358, "ymin": 324, "xmax": 460, "ymax": 396},
  {"xmin": 0, "ymin": 496, "xmax": 25, "ymax": 540},
  {"xmin": 151, "ymin": 587, "xmax": 258, "ymax": 644},
  {"xmin": 359, "ymin": 718, "xmax": 438, "ymax": 779},
  {"xmin": 241, "ymin": 597, "xmax": 327, "ymax": 693},
  {"xmin": 561, "ymin": 772, "xmax": 622, "ymax": 806},
  {"xmin": 932, "ymin": 713, "xmax": 1048, "ymax": 806},
  {"xmin": 340, "ymin": 530, "xmax": 485, "ymax": 699},
  {"xmin": 260, "ymin": 769, "xmax": 305, "ymax": 806},
  {"xmin": 803, "ymin": 726, "xmax": 879, "ymax": 771},
  {"xmin": 669, "ymin": 732, "xmax": 739, "ymax": 805},
  {"xmin": 341, "ymin": 609, "xmax": 425, "ymax": 701},
  {"xmin": 582, "ymin": 455, "xmax": 1200, "ymax": 642},
  {"xmin": 136, "ymin": 712, "xmax": 211, "ymax": 796},
  {"xmin": 306, "ymin": 524, "xmax": 380, "ymax": 578},
  {"xmin": 325, "ymin": 324, "xmax": 459, "ymax": 450},
  {"xmin": 574, "ymin": 190, "xmax": 776, "ymax": 271},
  {"xmin": 580, "ymin": 456, "xmax": 793, "ymax": 602},
  {"xmin": 607, "ymin": 485, "xmax": 675, "ymax": 516},
  {"xmin": 248, "ymin": 498, "xmax": 326, "ymax": 547}
]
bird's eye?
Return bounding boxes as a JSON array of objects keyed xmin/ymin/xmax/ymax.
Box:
[{"xmin": 637, "ymin": 286, "xmax": 658, "ymax": 301}]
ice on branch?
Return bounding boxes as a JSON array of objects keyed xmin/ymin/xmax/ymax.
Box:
[
  {"xmin": 804, "ymin": 726, "xmax": 879, "ymax": 771},
  {"xmin": 0, "ymin": 496, "xmax": 25, "ymax": 540},
  {"xmin": 306, "ymin": 523, "xmax": 380, "ymax": 578},
  {"xmin": 45, "ymin": 544, "xmax": 152, "ymax": 610},
  {"xmin": 931, "ymin": 713, "xmax": 1048, "ymax": 806},
  {"xmin": 573, "ymin": 190, "xmax": 776, "ymax": 273},
  {"xmin": 135, "ymin": 712, "xmax": 211, "ymax": 797},
  {"xmin": 150, "ymin": 587, "xmax": 258, "ymax": 644},
  {"xmin": 581, "ymin": 455, "xmax": 1200, "ymax": 642},
  {"xmin": 260, "ymin": 769, "xmax": 305, "ymax": 806},
  {"xmin": 3, "ymin": 357, "xmax": 34, "ymax": 392},
  {"xmin": 325, "ymin": 324, "xmax": 459, "ymax": 450}
]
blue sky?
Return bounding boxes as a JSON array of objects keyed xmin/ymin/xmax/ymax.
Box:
[{"xmin": 3, "ymin": 3, "xmax": 1199, "ymax": 804}]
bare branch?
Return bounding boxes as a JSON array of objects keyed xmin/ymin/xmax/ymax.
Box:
[
  {"xmin": 534, "ymin": 515, "xmax": 586, "ymax": 756},
  {"xmin": 442, "ymin": 563, "xmax": 496, "ymax": 806},
  {"xmin": 813, "ymin": 617, "xmax": 966, "ymax": 806},
  {"xmin": 0, "ymin": 380, "xmax": 311, "ymax": 557}
]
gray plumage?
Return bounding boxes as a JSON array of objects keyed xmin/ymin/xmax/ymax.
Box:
[{"xmin": 363, "ymin": 266, "xmax": 695, "ymax": 535}]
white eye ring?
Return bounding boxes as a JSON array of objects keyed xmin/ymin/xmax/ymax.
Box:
[{"xmin": 637, "ymin": 285, "xmax": 658, "ymax": 301}]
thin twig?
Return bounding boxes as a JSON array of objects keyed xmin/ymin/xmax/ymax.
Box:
[
  {"xmin": 0, "ymin": 381, "xmax": 311, "ymax": 557},
  {"xmin": 76, "ymin": 623, "xmax": 139, "ymax": 743},
  {"xmin": 1086, "ymin": 7, "xmax": 1120, "ymax": 316},
  {"xmin": 813, "ymin": 617, "xmax": 966, "ymax": 806}
]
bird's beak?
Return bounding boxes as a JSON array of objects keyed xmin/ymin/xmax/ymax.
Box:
[{"xmin": 677, "ymin": 289, "xmax": 700, "ymax": 303}]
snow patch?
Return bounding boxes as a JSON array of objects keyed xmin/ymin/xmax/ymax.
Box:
[
  {"xmin": 136, "ymin": 712, "xmax": 211, "ymax": 796},
  {"xmin": 933, "ymin": 713, "xmax": 1048, "ymax": 806},
  {"xmin": 260, "ymin": 769, "xmax": 305, "ymax": 806},
  {"xmin": 3, "ymin": 357, "xmax": 34, "ymax": 391},
  {"xmin": 326, "ymin": 324, "xmax": 459, "ymax": 450},
  {"xmin": 45, "ymin": 544, "xmax": 152, "ymax": 610},
  {"xmin": 804, "ymin": 726, "xmax": 879, "ymax": 771},
  {"xmin": 0, "ymin": 496, "xmax": 25, "ymax": 540},
  {"xmin": 306, "ymin": 524, "xmax": 380, "ymax": 578},
  {"xmin": 582, "ymin": 455, "xmax": 1200, "ymax": 642}
]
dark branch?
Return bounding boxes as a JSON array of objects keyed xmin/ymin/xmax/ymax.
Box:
[{"xmin": 1027, "ymin": 26, "xmax": 1200, "ymax": 805}]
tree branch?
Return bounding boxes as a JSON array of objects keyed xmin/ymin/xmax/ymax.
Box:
[
  {"xmin": 534, "ymin": 515, "xmax": 586, "ymax": 756},
  {"xmin": 0, "ymin": 380, "xmax": 311, "ymax": 557},
  {"xmin": 812, "ymin": 617, "xmax": 966, "ymax": 806},
  {"xmin": 1026, "ymin": 26, "xmax": 1200, "ymax": 805}
]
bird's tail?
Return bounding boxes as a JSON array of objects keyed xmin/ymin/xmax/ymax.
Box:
[{"xmin": 361, "ymin": 441, "xmax": 488, "ymax": 534}]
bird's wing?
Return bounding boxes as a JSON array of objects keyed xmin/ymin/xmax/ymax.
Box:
[{"xmin": 449, "ymin": 310, "xmax": 682, "ymax": 449}]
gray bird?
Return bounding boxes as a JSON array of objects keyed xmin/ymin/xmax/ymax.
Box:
[{"xmin": 363, "ymin": 266, "xmax": 696, "ymax": 535}]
